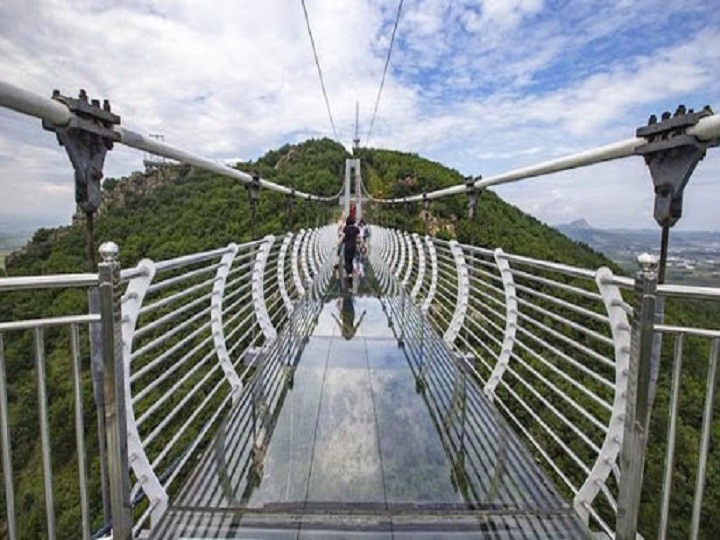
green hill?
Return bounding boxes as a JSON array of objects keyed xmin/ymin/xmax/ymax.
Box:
[{"xmin": 1, "ymin": 139, "xmax": 718, "ymax": 539}]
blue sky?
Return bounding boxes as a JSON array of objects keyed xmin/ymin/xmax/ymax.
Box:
[{"xmin": 0, "ymin": 0, "xmax": 719, "ymax": 230}]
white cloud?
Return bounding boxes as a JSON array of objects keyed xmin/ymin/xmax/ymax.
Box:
[{"xmin": 0, "ymin": 0, "xmax": 718, "ymax": 233}]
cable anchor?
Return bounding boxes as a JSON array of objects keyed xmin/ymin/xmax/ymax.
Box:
[
  {"xmin": 465, "ymin": 176, "xmax": 481, "ymax": 220},
  {"xmin": 635, "ymin": 104, "xmax": 718, "ymax": 228},
  {"xmin": 247, "ymin": 175, "xmax": 261, "ymax": 239},
  {"xmin": 42, "ymin": 89, "xmax": 120, "ymax": 215}
]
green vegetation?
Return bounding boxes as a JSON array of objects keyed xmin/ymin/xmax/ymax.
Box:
[
  {"xmin": 0, "ymin": 139, "xmax": 718, "ymax": 538},
  {"xmin": 0, "ymin": 138, "xmax": 347, "ymax": 539}
]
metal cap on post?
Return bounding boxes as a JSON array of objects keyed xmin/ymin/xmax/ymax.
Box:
[
  {"xmin": 97, "ymin": 242, "xmax": 132, "ymax": 539},
  {"xmin": 616, "ymin": 252, "xmax": 659, "ymax": 540}
]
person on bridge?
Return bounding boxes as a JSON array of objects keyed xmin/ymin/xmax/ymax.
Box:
[
  {"xmin": 349, "ymin": 200, "xmax": 357, "ymax": 223},
  {"xmin": 341, "ymin": 216, "xmax": 360, "ymax": 282}
]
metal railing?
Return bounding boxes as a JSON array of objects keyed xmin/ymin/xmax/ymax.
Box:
[
  {"xmin": 373, "ymin": 226, "xmax": 720, "ymax": 539},
  {"xmin": 0, "ymin": 258, "xmax": 121, "ymax": 539},
  {"xmin": 0, "ymin": 226, "xmax": 332, "ymax": 539},
  {"xmin": 2, "ymin": 223, "xmax": 718, "ymax": 538},
  {"xmin": 120, "ymin": 226, "xmax": 332, "ymax": 534}
]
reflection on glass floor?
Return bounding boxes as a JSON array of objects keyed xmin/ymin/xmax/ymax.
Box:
[{"xmin": 152, "ymin": 269, "xmax": 591, "ymax": 539}]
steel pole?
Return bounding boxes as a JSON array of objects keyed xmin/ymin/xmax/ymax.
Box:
[
  {"xmin": 616, "ymin": 253, "xmax": 659, "ymax": 539},
  {"xmin": 97, "ymin": 242, "xmax": 132, "ymax": 539}
]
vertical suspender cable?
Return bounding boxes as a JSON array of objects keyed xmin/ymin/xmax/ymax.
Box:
[
  {"xmin": 365, "ymin": 0, "xmax": 404, "ymax": 146},
  {"xmin": 300, "ymin": 0, "xmax": 340, "ymax": 143}
]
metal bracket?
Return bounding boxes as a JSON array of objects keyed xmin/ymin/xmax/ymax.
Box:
[
  {"xmin": 410, "ymin": 233, "xmax": 426, "ymax": 301},
  {"xmin": 42, "ymin": 89, "xmax": 120, "ymax": 214},
  {"xmin": 395, "ymin": 230, "xmax": 407, "ymax": 280},
  {"xmin": 574, "ymin": 266, "xmax": 632, "ymax": 525},
  {"xmin": 635, "ymin": 105, "xmax": 718, "ymax": 227},
  {"xmin": 118, "ymin": 255, "xmax": 168, "ymax": 528},
  {"xmin": 247, "ymin": 175, "xmax": 261, "ymax": 202},
  {"xmin": 291, "ymin": 230, "xmax": 306, "ymax": 297},
  {"xmin": 443, "ymin": 241, "xmax": 469, "ymax": 346},
  {"xmin": 286, "ymin": 191, "xmax": 295, "ymax": 222},
  {"xmin": 252, "ymin": 236, "xmax": 277, "ymax": 342},
  {"xmin": 465, "ymin": 176, "xmax": 481, "ymax": 220},
  {"xmin": 277, "ymin": 233, "xmax": 295, "ymax": 315},
  {"xmin": 211, "ymin": 244, "xmax": 243, "ymax": 404},
  {"xmin": 306, "ymin": 229, "xmax": 319, "ymax": 278},
  {"xmin": 300, "ymin": 229, "xmax": 314, "ymax": 285},
  {"xmin": 402, "ymin": 233, "xmax": 414, "ymax": 287},
  {"xmin": 421, "ymin": 236, "xmax": 438, "ymax": 314},
  {"xmin": 484, "ymin": 249, "xmax": 518, "ymax": 399},
  {"xmin": 422, "ymin": 193, "xmax": 430, "ymax": 233}
]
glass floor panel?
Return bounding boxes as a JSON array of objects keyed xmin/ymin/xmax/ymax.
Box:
[{"xmin": 152, "ymin": 268, "xmax": 592, "ymax": 539}]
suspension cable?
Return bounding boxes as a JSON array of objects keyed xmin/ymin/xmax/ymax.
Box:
[
  {"xmin": 365, "ymin": 112, "xmax": 720, "ymax": 205},
  {"xmin": 300, "ymin": 0, "xmax": 340, "ymax": 143},
  {"xmin": 0, "ymin": 80, "xmax": 341, "ymax": 202},
  {"xmin": 365, "ymin": 0, "xmax": 404, "ymax": 146}
]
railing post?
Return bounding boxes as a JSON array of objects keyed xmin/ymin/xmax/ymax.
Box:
[
  {"xmin": 616, "ymin": 253, "xmax": 659, "ymax": 539},
  {"xmin": 211, "ymin": 244, "xmax": 242, "ymax": 404},
  {"xmin": 394, "ymin": 230, "xmax": 406, "ymax": 280},
  {"xmin": 277, "ymin": 233, "xmax": 295, "ymax": 315},
  {"xmin": 88, "ymin": 288, "xmax": 111, "ymax": 525},
  {"xmin": 388, "ymin": 229, "xmax": 399, "ymax": 276},
  {"xmin": 97, "ymin": 242, "xmax": 132, "ymax": 539},
  {"xmin": 306, "ymin": 229, "xmax": 319, "ymax": 278},
  {"xmin": 252, "ymin": 236, "xmax": 277, "ymax": 341},
  {"xmin": 484, "ymin": 249, "xmax": 518, "ymax": 398},
  {"xmin": 0, "ymin": 335, "xmax": 17, "ymax": 540},
  {"xmin": 300, "ymin": 229, "xmax": 313, "ymax": 287},
  {"xmin": 401, "ymin": 233, "xmax": 414, "ymax": 287},
  {"xmin": 443, "ymin": 241, "xmax": 469, "ymax": 346},
  {"xmin": 120, "ymin": 257, "xmax": 167, "ymax": 529},
  {"xmin": 574, "ymin": 266, "xmax": 632, "ymax": 524},
  {"xmin": 410, "ymin": 233, "xmax": 426, "ymax": 301},
  {"xmin": 291, "ymin": 229, "xmax": 306, "ymax": 297},
  {"xmin": 421, "ymin": 236, "xmax": 438, "ymax": 314}
]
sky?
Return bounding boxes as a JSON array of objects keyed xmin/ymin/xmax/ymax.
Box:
[{"xmin": 0, "ymin": 0, "xmax": 719, "ymax": 231}]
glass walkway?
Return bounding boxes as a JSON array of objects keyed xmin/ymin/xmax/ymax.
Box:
[{"xmin": 151, "ymin": 266, "xmax": 591, "ymax": 538}]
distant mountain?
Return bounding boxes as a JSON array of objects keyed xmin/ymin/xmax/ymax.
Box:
[
  {"xmin": 556, "ymin": 220, "xmax": 720, "ymax": 258},
  {"xmin": 563, "ymin": 218, "xmax": 592, "ymax": 230},
  {"xmin": 0, "ymin": 231, "xmax": 32, "ymax": 251}
]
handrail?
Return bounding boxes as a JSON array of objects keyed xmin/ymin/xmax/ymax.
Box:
[
  {"xmin": 367, "ymin": 113, "xmax": 720, "ymax": 204},
  {"xmin": 0, "ymin": 273, "xmax": 98, "ymax": 291},
  {"xmin": 0, "ymin": 80, "xmax": 339, "ymax": 202}
]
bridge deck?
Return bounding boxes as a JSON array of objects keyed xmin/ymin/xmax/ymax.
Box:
[{"xmin": 151, "ymin": 272, "xmax": 591, "ymax": 538}]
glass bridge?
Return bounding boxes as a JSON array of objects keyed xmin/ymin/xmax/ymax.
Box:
[
  {"xmin": 151, "ymin": 267, "xmax": 590, "ymax": 538},
  {"xmin": 1, "ymin": 82, "xmax": 719, "ymax": 539}
]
